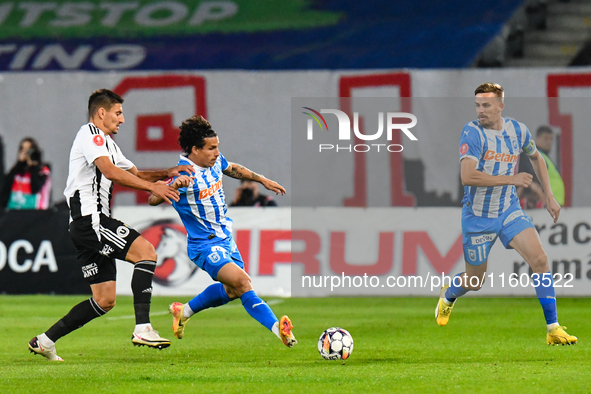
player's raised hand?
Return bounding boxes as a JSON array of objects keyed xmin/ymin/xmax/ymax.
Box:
[
  {"xmin": 151, "ymin": 180, "xmax": 180, "ymax": 204},
  {"xmin": 261, "ymin": 178, "xmax": 286, "ymax": 196},
  {"xmin": 167, "ymin": 164, "xmax": 195, "ymax": 178},
  {"xmin": 511, "ymin": 172, "xmax": 533, "ymax": 187},
  {"xmin": 546, "ymin": 196, "xmax": 561, "ymax": 223}
]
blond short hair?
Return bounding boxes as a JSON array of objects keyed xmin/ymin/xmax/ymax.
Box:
[{"xmin": 474, "ymin": 82, "xmax": 504, "ymax": 102}]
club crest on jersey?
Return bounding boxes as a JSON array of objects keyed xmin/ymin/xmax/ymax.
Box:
[
  {"xmin": 484, "ymin": 150, "xmax": 518, "ymax": 163},
  {"xmin": 208, "ymin": 252, "xmax": 221, "ymax": 264},
  {"xmin": 460, "ymin": 143, "xmax": 469, "ymax": 155},
  {"xmin": 93, "ymin": 135, "xmax": 105, "ymax": 146},
  {"xmin": 199, "ymin": 179, "xmax": 222, "ymax": 199},
  {"xmin": 117, "ymin": 226, "xmax": 130, "ymax": 238},
  {"xmin": 468, "ymin": 249, "xmax": 477, "ymax": 262},
  {"xmin": 512, "ymin": 139, "xmax": 519, "ymax": 151}
]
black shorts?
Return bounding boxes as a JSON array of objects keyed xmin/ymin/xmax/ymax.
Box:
[{"xmin": 69, "ymin": 213, "xmax": 141, "ymax": 284}]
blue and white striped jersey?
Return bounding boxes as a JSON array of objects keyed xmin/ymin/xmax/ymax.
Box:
[
  {"xmin": 171, "ymin": 153, "xmax": 233, "ymax": 242},
  {"xmin": 459, "ymin": 117, "xmax": 537, "ymax": 218}
]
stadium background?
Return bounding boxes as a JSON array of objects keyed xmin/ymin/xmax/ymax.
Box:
[{"xmin": 1, "ymin": 0, "xmax": 591, "ymax": 299}]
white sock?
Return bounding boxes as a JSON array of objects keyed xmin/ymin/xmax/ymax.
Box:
[
  {"xmin": 271, "ymin": 321, "xmax": 281, "ymax": 339},
  {"xmin": 183, "ymin": 303, "xmax": 194, "ymax": 319},
  {"xmin": 134, "ymin": 323, "xmax": 151, "ymax": 333},
  {"xmin": 38, "ymin": 333, "xmax": 55, "ymax": 348},
  {"xmin": 547, "ymin": 322, "xmax": 559, "ymax": 332},
  {"xmin": 443, "ymin": 298, "xmax": 454, "ymax": 306}
]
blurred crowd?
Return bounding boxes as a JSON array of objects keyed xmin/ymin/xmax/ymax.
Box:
[{"xmin": 0, "ymin": 137, "xmax": 51, "ymax": 211}]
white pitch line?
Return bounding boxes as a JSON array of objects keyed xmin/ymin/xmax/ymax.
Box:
[{"xmin": 106, "ymin": 299, "xmax": 284, "ymax": 320}]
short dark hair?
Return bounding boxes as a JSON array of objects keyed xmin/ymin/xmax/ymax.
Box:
[
  {"xmin": 178, "ymin": 115, "xmax": 217, "ymax": 155},
  {"xmin": 475, "ymin": 82, "xmax": 504, "ymax": 102},
  {"xmin": 536, "ymin": 125, "xmax": 553, "ymax": 137},
  {"xmin": 88, "ymin": 89, "xmax": 123, "ymax": 118}
]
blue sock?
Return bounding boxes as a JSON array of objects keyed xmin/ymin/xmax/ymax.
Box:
[
  {"xmin": 188, "ymin": 283, "xmax": 231, "ymax": 314},
  {"xmin": 534, "ymin": 271, "xmax": 557, "ymax": 325},
  {"xmin": 240, "ymin": 290, "xmax": 278, "ymax": 331},
  {"xmin": 444, "ymin": 272, "xmax": 469, "ymax": 303}
]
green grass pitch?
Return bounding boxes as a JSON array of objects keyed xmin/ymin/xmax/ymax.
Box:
[{"xmin": 1, "ymin": 295, "xmax": 589, "ymax": 393}]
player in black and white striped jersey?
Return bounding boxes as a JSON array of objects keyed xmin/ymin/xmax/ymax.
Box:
[{"xmin": 28, "ymin": 89, "xmax": 194, "ymax": 361}]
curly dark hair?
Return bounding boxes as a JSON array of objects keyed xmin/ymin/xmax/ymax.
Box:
[
  {"xmin": 88, "ymin": 89, "xmax": 124, "ymax": 117},
  {"xmin": 178, "ymin": 115, "xmax": 217, "ymax": 155}
]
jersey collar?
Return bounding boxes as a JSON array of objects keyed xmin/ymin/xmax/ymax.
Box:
[{"xmin": 179, "ymin": 154, "xmax": 211, "ymax": 171}]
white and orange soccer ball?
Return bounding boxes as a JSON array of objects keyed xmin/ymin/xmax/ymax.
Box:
[{"xmin": 318, "ymin": 327, "xmax": 354, "ymax": 360}]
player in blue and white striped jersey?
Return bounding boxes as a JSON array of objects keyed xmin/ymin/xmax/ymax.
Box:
[
  {"xmin": 435, "ymin": 83, "xmax": 577, "ymax": 345},
  {"xmin": 149, "ymin": 115, "xmax": 297, "ymax": 347}
]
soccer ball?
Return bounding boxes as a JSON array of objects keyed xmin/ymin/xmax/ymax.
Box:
[{"xmin": 318, "ymin": 327, "xmax": 354, "ymax": 360}]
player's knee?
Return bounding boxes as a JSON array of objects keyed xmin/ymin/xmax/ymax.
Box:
[
  {"xmin": 135, "ymin": 237, "xmax": 157, "ymax": 261},
  {"xmin": 144, "ymin": 242, "xmax": 157, "ymax": 262},
  {"xmin": 227, "ymin": 276, "xmax": 252, "ymax": 298},
  {"xmin": 95, "ymin": 296, "xmax": 116, "ymax": 312},
  {"xmin": 529, "ymin": 252, "xmax": 549, "ymax": 273}
]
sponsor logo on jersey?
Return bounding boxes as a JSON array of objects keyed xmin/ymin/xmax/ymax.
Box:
[
  {"xmin": 82, "ymin": 262, "xmax": 99, "ymax": 278},
  {"xmin": 199, "ymin": 179, "xmax": 223, "ymax": 200},
  {"xmin": 484, "ymin": 150, "xmax": 518, "ymax": 163},
  {"xmin": 93, "ymin": 135, "xmax": 105, "ymax": 146},
  {"xmin": 470, "ymin": 233, "xmax": 496, "ymax": 245},
  {"xmin": 460, "ymin": 143, "xmax": 469, "ymax": 155}
]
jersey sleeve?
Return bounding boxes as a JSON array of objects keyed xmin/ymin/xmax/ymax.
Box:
[
  {"xmin": 81, "ymin": 130, "xmax": 110, "ymax": 165},
  {"xmin": 521, "ymin": 126, "xmax": 538, "ymax": 157},
  {"xmin": 219, "ymin": 152, "xmax": 230, "ymax": 171},
  {"xmin": 170, "ymin": 158, "xmax": 193, "ymax": 195},
  {"xmin": 114, "ymin": 145, "xmax": 134, "ymax": 170},
  {"xmin": 459, "ymin": 124, "xmax": 482, "ymax": 164}
]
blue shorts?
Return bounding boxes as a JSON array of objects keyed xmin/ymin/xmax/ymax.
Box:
[
  {"xmin": 462, "ymin": 202, "xmax": 534, "ymax": 266},
  {"xmin": 187, "ymin": 236, "xmax": 244, "ymax": 280}
]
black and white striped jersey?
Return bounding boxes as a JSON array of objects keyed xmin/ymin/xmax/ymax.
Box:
[{"xmin": 64, "ymin": 122, "xmax": 134, "ymax": 222}]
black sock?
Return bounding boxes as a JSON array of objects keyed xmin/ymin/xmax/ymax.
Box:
[
  {"xmin": 132, "ymin": 260, "xmax": 156, "ymax": 325},
  {"xmin": 45, "ymin": 298, "xmax": 107, "ymax": 342}
]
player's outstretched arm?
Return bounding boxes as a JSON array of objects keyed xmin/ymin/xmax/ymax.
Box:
[
  {"xmin": 528, "ymin": 151, "xmax": 560, "ymax": 223},
  {"xmin": 148, "ymin": 175, "xmax": 193, "ymax": 206},
  {"xmin": 95, "ymin": 156, "xmax": 180, "ymax": 204},
  {"xmin": 223, "ymin": 162, "xmax": 286, "ymax": 195},
  {"xmin": 133, "ymin": 165, "xmax": 195, "ymax": 182},
  {"xmin": 460, "ymin": 158, "xmax": 532, "ymax": 188}
]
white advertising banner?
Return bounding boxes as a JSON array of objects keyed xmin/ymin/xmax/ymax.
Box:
[{"xmin": 113, "ymin": 206, "xmax": 591, "ymax": 297}]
